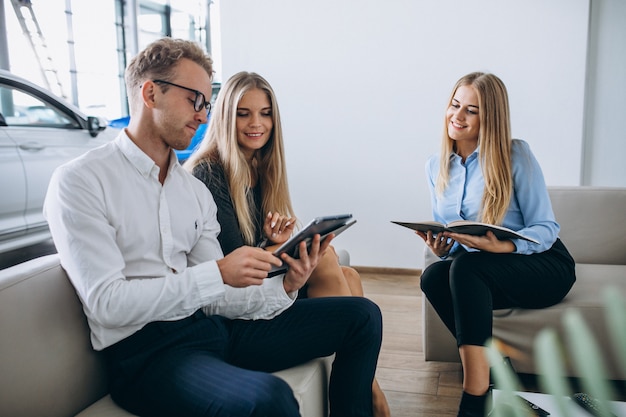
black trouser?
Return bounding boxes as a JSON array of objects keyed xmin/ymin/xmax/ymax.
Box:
[
  {"xmin": 104, "ymin": 296, "xmax": 382, "ymax": 417},
  {"xmin": 420, "ymin": 239, "xmax": 576, "ymax": 347}
]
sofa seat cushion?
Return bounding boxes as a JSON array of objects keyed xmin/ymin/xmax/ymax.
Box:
[
  {"xmin": 0, "ymin": 255, "xmax": 109, "ymax": 417},
  {"xmin": 273, "ymin": 356, "xmax": 333, "ymax": 417},
  {"xmin": 76, "ymin": 356, "xmax": 334, "ymax": 417},
  {"xmin": 493, "ymin": 263, "xmax": 626, "ymax": 378},
  {"xmin": 75, "ymin": 395, "xmax": 136, "ymax": 417},
  {"xmin": 423, "ymin": 263, "xmax": 626, "ymax": 380}
]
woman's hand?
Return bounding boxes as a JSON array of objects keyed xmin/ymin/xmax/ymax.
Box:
[
  {"xmin": 263, "ymin": 211, "xmax": 296, "ymax": 245},
  {"xmin": 417, "ymin": 230, "xmax": 454, "ymax": 258},
  {"xmin": 446, "ymin": 231, "xmax": 516, "ymax": 253}
]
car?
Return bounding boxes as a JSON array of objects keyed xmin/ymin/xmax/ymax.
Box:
[
  {"xmin": 0, "ymin": 69, "xmax": 119, "ymax": 253},
  {"xmin": 108, "ymin": 116, "xmax": 208, "ymax": 163}
]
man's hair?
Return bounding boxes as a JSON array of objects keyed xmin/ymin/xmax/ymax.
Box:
[
  {"xmin": 185, "ymin": 71, "xmax": 294, "ymax": 245},
  {"xmin": 125, "ymin": 37, "xmax": 213, "ymax": 112}
]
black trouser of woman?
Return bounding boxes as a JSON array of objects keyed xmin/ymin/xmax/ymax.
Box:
[
  {"xmin": 104, "ymin": 296, "xmax": 382, "ymax": 417},
  {"xmin": 420, "ymin": 238, "xmax": 576, "ymax": 347}
]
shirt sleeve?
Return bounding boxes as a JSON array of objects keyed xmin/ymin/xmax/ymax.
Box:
[
  {"xmin": 192, "ymin": 161, "xmax": 246, "ymax": 255},
  {"xmin": 43, "ymin": 163, "xmax": 225, "ymax": 331},
  {"xmin": 203, "ymin": 276, "xmax": 296, "ymax": 320},
  {"xmin": 508, "ymin": 140, "xmax": 559, "ymax": 254},
  {"xmin": 425, "ymin": 153, "xmax": 461, "ymax": 257}
]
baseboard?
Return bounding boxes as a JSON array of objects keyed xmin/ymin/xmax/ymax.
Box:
[{"xmin": 353, "ymin": 265, "xmax": 422, "ymax": 276}]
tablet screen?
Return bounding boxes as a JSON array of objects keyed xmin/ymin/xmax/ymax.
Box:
[
  {"xmin": 266, "ymin": 214, "xmax": 356, "ymax": 277},
  {"xmin": 272, "ymin": 214, "xmax": 354, "ymax": 258}
]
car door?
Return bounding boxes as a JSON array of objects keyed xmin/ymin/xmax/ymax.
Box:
[
  {"xmin": 0, "ymin": 123, "xmax": 27, "ymax": 247},
  {"xmin": 1, "ymin": 83, "xmax": 114, "ymax": 236}
]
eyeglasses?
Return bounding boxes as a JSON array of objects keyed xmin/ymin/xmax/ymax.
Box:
[{"xmin": 153, "ymin": 79, "xmax": 211, "ymax": 114}]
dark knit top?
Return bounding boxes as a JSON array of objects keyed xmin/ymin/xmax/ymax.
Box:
[{"xmin": 192, "ymin": 160, "xmax": 264, "ymax": 255}]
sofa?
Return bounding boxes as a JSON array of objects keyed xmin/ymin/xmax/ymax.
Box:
[
  {"xmin": 0, "ymin": 253, "xmax": 340, "ymax": 417},
  {"xmin": 422, "ymin": 186, "xmax": 626, "ymax": 380}
]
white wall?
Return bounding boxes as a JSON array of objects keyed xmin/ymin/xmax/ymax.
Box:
[
  {"xmin": 217, "ymin": 0, "xmax": 591, "ymax": 269},
  {"xmin": 583, "ymin": 0, "xmax": 626, "ymax": 185}
]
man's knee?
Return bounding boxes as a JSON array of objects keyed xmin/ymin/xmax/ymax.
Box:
[{"xmin": 246, "ymin": 374, "xmax": 300, "ymax": 417}]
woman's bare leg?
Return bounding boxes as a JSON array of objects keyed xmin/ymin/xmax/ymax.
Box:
[
  {"xmin": 371, "ymin": 377, "xmax": 391, "ymax": 417},
  {"xmin": 341, "ymin": 265, "xmax": 365, "ymax": 296},
  {"xmin": 456, "ymin": 345, "xmax": 490, "ymax": 417},
  {"xmin": 305, "ymin": 246, "xmax": 353, "ymax": 297},
  {"xmin": 459, "ymin": 345, "xmax": 490, "ymax": 395}
]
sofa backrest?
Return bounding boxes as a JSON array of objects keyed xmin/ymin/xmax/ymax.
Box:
[
  {"xmin": 548, "ymin": 186, "xmax": 626, "ymax": 265},
  {"xmin": 0, "ymin": 254, "xmax": 108, "ymax": 417}
]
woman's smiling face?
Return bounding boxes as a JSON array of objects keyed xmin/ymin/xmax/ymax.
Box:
[
  {"xmin": 236, "ymin": 88, "xmax": 273, "ymax": 160},
  {"xmin": 446, "ymin": 84, "xmax": 480, "ymax": 148}
]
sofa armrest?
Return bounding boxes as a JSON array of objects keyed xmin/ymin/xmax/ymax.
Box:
[
  {"xmin": 336, "ymin": 248, "xmax": 350, "ymax": 266},
  {"xmin": 0, "ymin": 254, "xmax": 108, "ymax": 417}
]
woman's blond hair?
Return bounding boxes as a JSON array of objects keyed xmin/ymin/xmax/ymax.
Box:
[
  {"xmin": 436, "ymin": 72, "xmax": 513, "ymax": 225},
  {"xmin": 185, "ymin": 71, "xmax": 294, "ymax": 245}
]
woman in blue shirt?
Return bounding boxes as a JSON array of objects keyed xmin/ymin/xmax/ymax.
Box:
[{"xmin": 417, "ymin": 72, "xmax": 576, "ymax": 417}]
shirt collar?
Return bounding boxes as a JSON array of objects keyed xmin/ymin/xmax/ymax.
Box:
[
  {"xmin": 115, "ymin": 130, "xmax": 180, "ymax": 178},
  {"xmin": 449, "ymin": 147, "xmax": 480, "ymax": 163}
]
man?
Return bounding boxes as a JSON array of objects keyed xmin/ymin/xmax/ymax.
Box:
[{"xmin": 43, "ymin": 37, "xmax": 382, "ymax": 417}]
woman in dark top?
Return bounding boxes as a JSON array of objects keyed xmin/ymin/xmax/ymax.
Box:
[{"xmin": 185, "ymin": 71, "xmax": 390, "ymax": 417}]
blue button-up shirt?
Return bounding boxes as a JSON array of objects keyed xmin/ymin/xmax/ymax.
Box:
[{"xmin": 425, "ymin": 139, "xmax": 559, "ymax": 255}]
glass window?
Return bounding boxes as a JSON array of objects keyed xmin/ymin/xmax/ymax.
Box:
[{"xmin": 0, "ymin": 85, "xmax": 78, "ymax": 128}]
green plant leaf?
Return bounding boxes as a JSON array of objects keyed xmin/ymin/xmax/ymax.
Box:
[
  {"xmin": 534, "ymin": 328, "xmax": 572, "ymax": 416},
  {"xmin": 563, "ymin": 309, "xmax": 616, "ymax": 417},
  {"xmin": 486, "ymin": 339, "xmax": 526, "ymax": 417},
  {"xmin": 603, "ymin": 287, "xmax": 626, "ymax": 377}
]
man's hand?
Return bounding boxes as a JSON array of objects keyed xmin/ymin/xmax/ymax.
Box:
[
  {"xmin": 281, "ymin": 233, "xmax": 334, "ymax": 293},
  {"xmin": 216, "ymin": 246, "xmax": 283, "ymax": 287},
  {"xmin": 263, "ymin": 211, "xmax": 296, "ymax": 245}
]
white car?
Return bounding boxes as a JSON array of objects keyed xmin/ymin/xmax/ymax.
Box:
[{"xmin": 0, "ymin": 69, "xmax": 118, "ymax": 253}]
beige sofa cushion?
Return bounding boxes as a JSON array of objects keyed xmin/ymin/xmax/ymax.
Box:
[
  {"xmin": 76, "ymin": 396, "xmax": 137, "ymax": 417},
  {"xmin": 0, "ymin": 255, "xmax": 107, "ymax": 417},
  {"xmin": 493, "ymin": 263, "xmax": 626, "ymax": 378},
  {"xmin": 548, "ymin": 186, "xmax": 626, "ymax": 265},
  {"xmin": 77, "ymin": 357, "xmax": 333, "ymax": 417},
  {"xmin": 0, "ymin": 254, "xmax": 334, "ymax": 417},
  {"xmin": 422, "ymin": 186, "xmax": 626, "ymax": 381}
]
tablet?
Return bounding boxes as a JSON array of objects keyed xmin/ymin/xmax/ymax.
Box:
[{"xmin": 267, "ymin": 214, "xmax": 355, "ymax": 277}]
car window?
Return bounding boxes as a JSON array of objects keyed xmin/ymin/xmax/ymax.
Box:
[{"xmin": 0, "ymin": 85, "xmax": 80, "ymax": 128}]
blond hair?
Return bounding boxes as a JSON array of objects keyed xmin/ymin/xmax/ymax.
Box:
[
  {"xmin": 436, "ymin": 72, "xmax": 513, "ymax": 225},
  {"xmin": 185, "ymin": 72, "xmax": 294, "ymax": 245}
]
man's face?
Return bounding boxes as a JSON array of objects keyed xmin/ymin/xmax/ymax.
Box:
[{"xmin": 152, "ymin": 59, "xmax": 212, "ymax": 151}]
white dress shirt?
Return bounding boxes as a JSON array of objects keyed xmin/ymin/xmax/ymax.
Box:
[{"xmin": 44, "ymin": 131, "xmax": 295, "ymax": 350}]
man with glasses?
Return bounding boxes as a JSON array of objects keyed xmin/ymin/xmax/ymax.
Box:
[
  {"xmin": 152, "ymin": 79, "xmax": 212, "ymax": 114},
  {"xmin": 43, "ymin": 37, "xmax": 383, "ymax": 417}
]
